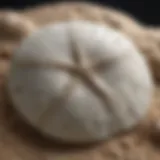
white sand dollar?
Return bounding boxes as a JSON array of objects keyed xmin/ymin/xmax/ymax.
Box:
[{"xmin": 7, "ymin": 20, "xmax": 153, "ymax": 143}]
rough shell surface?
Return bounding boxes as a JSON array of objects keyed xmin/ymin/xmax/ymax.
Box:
[{"xmin": 7, "ymin": 20, "xmax": 153, "ymax": 143}]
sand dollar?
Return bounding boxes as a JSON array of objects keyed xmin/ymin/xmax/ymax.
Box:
[{"xmin": 7, "ymin": 20, "xmax": 153, "ymax": 143}]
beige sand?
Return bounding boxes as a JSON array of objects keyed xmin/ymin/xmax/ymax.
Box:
[{"xmin": 0, "ymin": 2, "xmax": 160, "ymax": 160}]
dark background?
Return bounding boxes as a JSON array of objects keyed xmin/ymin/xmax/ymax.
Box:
[{"xmin": 0, "ymin": 0, "xmax": 159, "ymax": 26}]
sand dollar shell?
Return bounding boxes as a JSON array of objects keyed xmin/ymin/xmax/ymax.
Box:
[{"xmin": 7, "ymin": 20, "xmax": 153, "ymax": 143}]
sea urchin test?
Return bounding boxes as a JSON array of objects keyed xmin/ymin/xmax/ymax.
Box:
[{"xmin": 7, "ymin": 20, "xmax": 153, "ymax": 143}]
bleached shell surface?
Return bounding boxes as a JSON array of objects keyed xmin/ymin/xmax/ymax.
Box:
[{"xmin": 7, "ymin": 20, "xmax": 153, "ymax": 143}]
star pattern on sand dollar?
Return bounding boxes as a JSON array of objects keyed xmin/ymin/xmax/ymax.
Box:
[
  {"xmin": 19, "ymin": 30, "xmax": 134, "ymax": 127},
  {"xmin": 37, "ymin": 31, "xmax": 117, "ymax": 126}
]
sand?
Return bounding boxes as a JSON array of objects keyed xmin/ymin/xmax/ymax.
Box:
[{"xmin": 0, "ymin": 2, "xmax": 160, "ymax": 160}]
